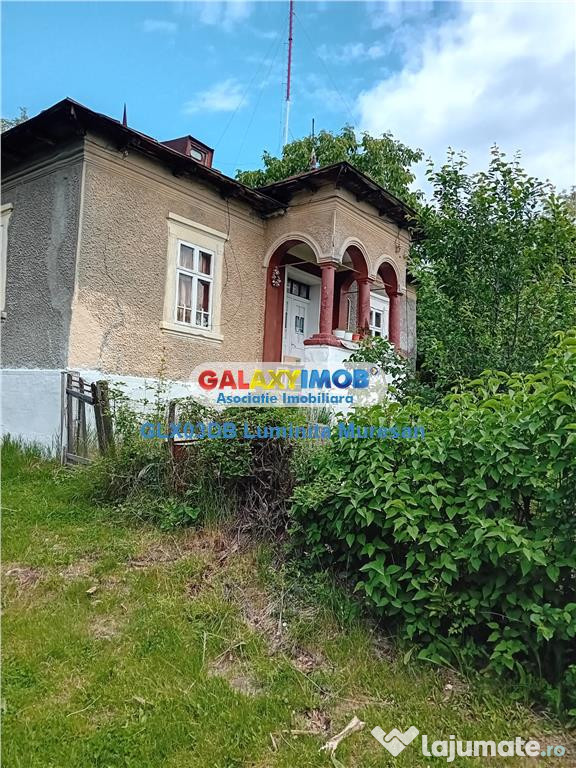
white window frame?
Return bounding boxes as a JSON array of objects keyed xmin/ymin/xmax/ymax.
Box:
[
  {"xmin": 369, "ymin": 292, "xmax": 389, "ymax": 339},
  {"xmin": 1, "ymin": 203, "xmax": 13, "ymax": 319},
  {"xmin": 174, "ymin": 239, "xmax": 214, "ymax": 330},
  {"xmin": 161, "ymin": 212, "xmax": 226, "ymax": 342}
]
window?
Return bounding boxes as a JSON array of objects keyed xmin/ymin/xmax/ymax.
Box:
[
  {"xmin": 0, "ymin": 203, "xmax": 13, "ymax": 320},
  {"xmin": 175, "ymin": 241, "xmax": 214, "ymax": 329},
  {"xmin": 161, "ymin": 213, "xmax": 226, "ymax": 342},
  {"xmin": 369, "ymin": 308, "xmax": 383, "ymax": 337},
  {"xmin": 190, "ymin": 148, "xmax": 204, "ymax": 162},
  {"xmin": 287, "ymin": 278, "xmax": 310, "ymax": 300},
  {"xmin": 370, "ymin": 293, "xmax": 389, "ymax": 338}
]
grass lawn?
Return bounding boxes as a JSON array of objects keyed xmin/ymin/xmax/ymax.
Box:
[{"xmin": 2, "ymin": 443, "xmax": 572, "ymax": 767}]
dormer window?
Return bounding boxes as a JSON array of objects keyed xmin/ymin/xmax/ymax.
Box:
[{"xmin": 161, "ymin": 136, "xmax": 214, "ymax": 167}]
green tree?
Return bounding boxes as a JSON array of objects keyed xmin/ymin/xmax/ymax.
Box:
[
  {"xmin": 236, "ymin": 125, "xmax": 423, "ymax": 207},
  {"xmin": 412, "ymin": 147, "xmax": 576, "ymax": 391},
  {"xmin": 1, "ymin": 107, "xmax": 28, "ymax": 132}
]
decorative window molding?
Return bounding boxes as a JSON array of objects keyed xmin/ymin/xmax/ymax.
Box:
[
  {"xmin": 162, "ymin": 213, "xmax": 226, "ymax": 342},
  {"xmin": 0, "ymin": 203, "xmax": 14, "ymax": 320}
]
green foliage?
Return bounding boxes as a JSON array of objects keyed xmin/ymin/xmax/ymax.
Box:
[
  {"xmin": 291, "ymin": 330, "xmax": 576, "ymax": 714},
  {"xmin": 236, "ymin": 125, "xmax": 423, "ymax": 207},
  {"xmin": 413, "ymin": 147, "xmax": 576, "ymax": 393},
  {"xmin": 88, "ymin": 396, "xmax": 321, "ymax": 533},
  {"xmin": 1, "ymin": 106, "xmax": 28, "ymax": 132},
  {"xmin": 349, "ymin": 335, "xmax": 412, "ymax": 399}
]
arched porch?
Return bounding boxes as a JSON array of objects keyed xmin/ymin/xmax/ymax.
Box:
[{"xmin": 263, "ymin": 239, "xmax": 403, "ymax": 362}]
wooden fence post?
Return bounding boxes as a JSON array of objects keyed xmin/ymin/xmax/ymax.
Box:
[
  {"xmin": 92, "ymin": 380, "xmax": 115, "ymax": 456},
  {"xmin": 66, "ymin": 373, "xmax": 75, "ymax": 460}
]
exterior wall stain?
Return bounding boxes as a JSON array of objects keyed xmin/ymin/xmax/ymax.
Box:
[{"xmin": 1, "ymin": 149, "xmax": 83, "ymax": 368}]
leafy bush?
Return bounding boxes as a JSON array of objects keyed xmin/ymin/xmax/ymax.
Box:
[
  {"xmin": 88, "ymin": 396, "xmax": 323, "ymax": 534},
  {"xmin": 291, "ymin": 330, "xmax": 576, "ymax": 714}
]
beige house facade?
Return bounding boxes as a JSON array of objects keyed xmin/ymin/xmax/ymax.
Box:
[{"xmin": 1, "ymin": 99, "xmax": 417, "ymax": 448}]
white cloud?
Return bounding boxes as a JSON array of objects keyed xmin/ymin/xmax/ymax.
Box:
[
  {"xmin": 184, "ymin": 79, "xmax": 246, "ymax": 114},
  {"xmin": 318, "ymin": 41, "xmax": 388, "ymax": 64},
  {"xmin": 142, "ymin": 19, "xmax": 177, "ymax": 34},
  {"xmin": 366, "ymin": 0, "xmax": 435, "ymax": 30},
  {"xmin": 195, "ymin": 1, "xmax": 253, "ymax": 30},
  {"xmin": 357, "ymin": 1, "xmax": 576, "ymax": 190}
]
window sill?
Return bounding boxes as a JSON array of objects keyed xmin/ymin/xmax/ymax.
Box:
[{"xmin": 160, "ymin": 320, "xmax": 223, "ymax": 343}]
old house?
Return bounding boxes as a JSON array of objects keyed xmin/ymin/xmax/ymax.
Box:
[{"xmin": 1, "ymin": 98, "xmax": 417, "ymax": 447}]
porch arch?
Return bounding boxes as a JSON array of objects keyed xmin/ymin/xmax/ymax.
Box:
[
  {"xmin": 377, "ymin": 259, "xmax": 403, "ymax": 350},
  {"xmin": 372, "ymin": 254, "xmax": 405, "ymax": 291},
  {"xmin": 334, "ymin": 241, "xmax": 371, "ymax": 333},
  {"xmin": 263, "ymin": 232, "xmax": 323, "ymax": 268},
  {"xmin": 263, "ymin": 237, "xmax": 323, "ymax": 361}
]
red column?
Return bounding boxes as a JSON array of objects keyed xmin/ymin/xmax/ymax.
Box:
[
  {"xmin": 388, "ymin": 291, "xmax": 402, "ymax": 350},
  {"xmin": 357, "ymin": 277, "xmax": 373, "ymax": 335},
  {"xmin": 304, "ymin": 262, "xmax": 340, "ymax": 347},
  {"xmin": 319, "ymin": 263, "xmax": 336, "ymax": 335}
]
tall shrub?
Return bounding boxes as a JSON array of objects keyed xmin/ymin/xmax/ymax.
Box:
[{"xmin": 291, "ymin": 330, "xmax": 576, "ymax": 713}]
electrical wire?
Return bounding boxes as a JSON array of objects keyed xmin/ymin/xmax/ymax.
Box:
[
  {"xmin": 292, "ymin": 9, "xmax": 357, "ymax": 128},
  {"xmin": 214, "ymin": 28, "xmax": 283, "ymax": 150},
  {"xmin": 233, "ymin": 28, "xmax": 286, "ymax": 170}
]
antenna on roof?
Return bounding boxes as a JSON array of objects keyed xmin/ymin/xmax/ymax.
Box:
[
  {"xmin": 122, "ymin": 103, "xmax": 128, "ymax": 127},
  {"xmin": 309, "ymin": 117, "xmax": 318, "ymax": 170},
  {"xmin": 282, "ymin": 0, "xmax": 294, "ymax": 148}
]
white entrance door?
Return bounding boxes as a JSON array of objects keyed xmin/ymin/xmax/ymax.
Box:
[
  {"xmin": 285, "ymin": 296, "xmax": 308, "ymax": 360},
  {"xmin": 282, "ymin": 271, "xmax": 320, "ymax": 361}
]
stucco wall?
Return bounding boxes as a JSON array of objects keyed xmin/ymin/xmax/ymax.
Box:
[
  {"xmin": 67, "ymin": 137, "xmax": 268, "ymax": 379},
  {"xmin": 264, "ymin": 184, "xmax": 410, "ymax": 274},
  {"xmin": 1, "ymin": 146, "xmax": 83, "ymax": 368}
]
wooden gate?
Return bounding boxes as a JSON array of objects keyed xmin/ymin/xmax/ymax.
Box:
[{"xmin": 61, "ymin": 373, "xmax": 115, "ymax": 464}]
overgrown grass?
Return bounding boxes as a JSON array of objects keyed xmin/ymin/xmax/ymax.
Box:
[{"xmin": 2, "ymin": 441, "xmax": 573, "ymax": 767}]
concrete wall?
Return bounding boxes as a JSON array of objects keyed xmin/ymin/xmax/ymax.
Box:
[
  {"xmin": 1, "ymin": 145, "xmax": 83, "ymax": 368},
  {"xmin": 67, "ymin": 137, "xmax": 268, "ymax": 380},
  {"xmin": 1, "ymin": 368, "xmax": 62, "ymax": 449}
]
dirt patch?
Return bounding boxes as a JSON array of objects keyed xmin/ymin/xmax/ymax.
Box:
[
  {"xmin": 60, "ymin": 559, "xmax": 95, "ymax": 580},
  {"xmin": 291, "ymin": 647, "xmax": 328, "ymax": 674},
  {"xmin": 4, "ymin": 564, "xmax": 42, "ymax": 588},
  {"xmin": 89, "ymin": 616, "xmax": 120, "ymax": 640},
  {"xmin": 208, "ymin": 652, "xmax": 262, "ymax": 696},
  {"xmin": 293, "ymin": 707, "xmax": 332, "ymax": 735},
  {"xmin": 437, "ymin": 668, "xmax": 470, "ymax": 704},
  {"xmin": 129, "ymin": 529, "xmax": 236, "ymax": 569}
]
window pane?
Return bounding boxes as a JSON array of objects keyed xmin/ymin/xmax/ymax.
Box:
[
  {"xmin": 199, "ymin": 251, "xmax": 212, "ymax": 275},
  {"xmin": 178, "ymin": 273, "xmax": 193, "ymax": 307},
  {"xmin": 375, "ymin": 312, "xmax": 382, "ymax": 328},
  {"xmin": 197, "ymin": 279, "xmax": 210, "ymax": 312},
  {"xmin": 179, "ymin": 244, "xmax": 194, "ymax": 270},
  {"xmin": 196, "ymin": 279, "xmax": 211, "ymax": 328},
  {"xmin": 177, "ymin": 273, "xmax": 193, "ymax": 324}
]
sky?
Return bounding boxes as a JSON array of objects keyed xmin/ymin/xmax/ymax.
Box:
[{"xmin": 2, "ymin": 0, "xmax": 575, "ymax": 192}]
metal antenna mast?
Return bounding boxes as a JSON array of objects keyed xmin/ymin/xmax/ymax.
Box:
[{"xmin": 283, "ymin": 0, "xmax": 294, "ymax": 147}]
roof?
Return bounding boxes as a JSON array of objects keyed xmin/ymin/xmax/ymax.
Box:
[
  {"xmin": 2, "ymin": 99, "xmax": 417, "ymax": 229},
  {"xmin": 257, "ymin": 162, "xmax": 417, "ymax": 228},
  {"xmin": 1, "ymin": 98, "xmax": 282, "ymax": 216}
]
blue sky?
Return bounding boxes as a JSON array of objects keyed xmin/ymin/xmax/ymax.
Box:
[{"xmin": 2, "ymin": 1, "xmax": 574, "ymax": 189}]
